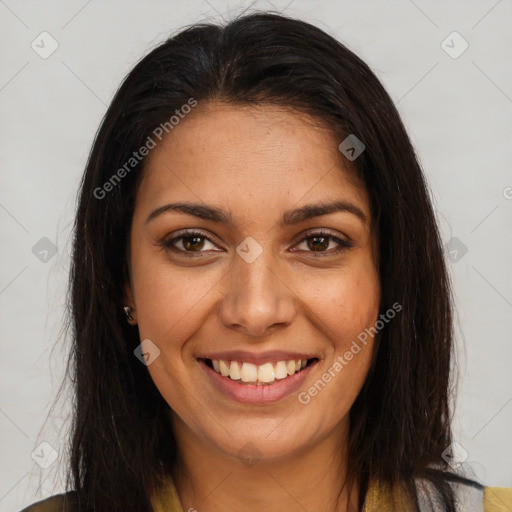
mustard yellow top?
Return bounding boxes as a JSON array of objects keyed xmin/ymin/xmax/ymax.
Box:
[
  {"xmin": 20, "ymin": 475, "xmax": 512, "ymax": 511},
  {"xmin": 151, "ymin": 475, "xmax": 512, "ymax": 512}
]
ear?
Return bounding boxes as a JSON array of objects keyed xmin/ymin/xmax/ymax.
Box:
[
  {"xmin": 122, "ymin": 283, "xmax": 137, "ymax": 324},
  {"xmin": 123, "ymin": 282, "xmax": 135, "ymax": 307}
]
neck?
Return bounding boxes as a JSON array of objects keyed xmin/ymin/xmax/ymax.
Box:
[{"xmin": 170, "ymin": 415, "xmax": 360, "ymax": 512}]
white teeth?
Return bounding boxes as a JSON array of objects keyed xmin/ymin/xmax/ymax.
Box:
[
  {"xmin": 219, "ymin": 359, "xmax": 229, "ymax": 377},
  {"xmin": 229, "ymin": 361, "xmax": 241, "ymax": 380},
  {"xmin": 258, "ymin": 362, "xmax": 275, "ymax": 383},
  {"xmin": 240, "ymin": 362, "xmax": 258, "ymax": 382},
  {"xmin": 275, "ymin": 361, "xmax": 288, "ymax": 379},
  {"xmin": 209, "ymin": 358, "xmax": 311, "ymax": 384}
]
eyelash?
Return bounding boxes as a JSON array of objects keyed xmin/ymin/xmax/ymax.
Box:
[{"xmin": 160, "ymin": 229, "xmax": 353, "ymax": 258}]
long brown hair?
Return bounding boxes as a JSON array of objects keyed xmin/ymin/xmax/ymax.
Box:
[{"xmin": 64, "ymin": 11, "xmax": 473, "ymax": 511}]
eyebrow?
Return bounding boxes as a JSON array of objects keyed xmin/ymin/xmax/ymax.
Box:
[{"xmin": 145, "ymin": 200, "xmax": 367, "ymax": 227}]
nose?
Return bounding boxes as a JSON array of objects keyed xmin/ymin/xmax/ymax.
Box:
[{"xmin": 218, "ymin": 248, "xmax": 297, "ymax": 338}]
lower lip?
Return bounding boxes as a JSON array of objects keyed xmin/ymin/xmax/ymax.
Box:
[{"xmin": 198, "ymin": 359, "xmax": 318, "ymax": 405}]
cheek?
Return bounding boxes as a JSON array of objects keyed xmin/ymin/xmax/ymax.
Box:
[
  {"xmin": 295, "ymin": 269, "xmax": 379, "ymax": 419},
  {"xmin": 295, "ymin": 262, "xmax": 380, "ymax": 343},
  {"xmin": 131, "ymin": 260, "xmax": 209, "ymax": 413},
  {"xmin": 130, "ymin": 246, "xmax": 214, "ymax": 340},
  {"xmin": 293, "ymin": 261, "xmax": 379, "ymax": 391}
]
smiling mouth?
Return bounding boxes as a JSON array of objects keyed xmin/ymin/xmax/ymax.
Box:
[{"xmin": 200, "ymin": 357, "xmax": 318, "ymax": 386}]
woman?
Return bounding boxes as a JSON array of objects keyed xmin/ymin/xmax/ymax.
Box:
[{"xmin": 21, "ymin": 11, "xmax": 512, "ymax": 512}]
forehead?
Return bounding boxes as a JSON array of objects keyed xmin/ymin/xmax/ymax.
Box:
[{"xmin": 138, "ymin": 102, "xmax": 368, "ymax": 215}]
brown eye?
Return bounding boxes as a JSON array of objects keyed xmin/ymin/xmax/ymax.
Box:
[
  {"xmin": 180, "ymin": 235, "xmax": 207, "ymax": 252},
  {"xmin": 294, "ymin": 231, "xmax": 353, "ymax": 257},
  {"xmin": 161, "ymin": 230, "xmax": 220, "ymax": 256},
  {"xmin": 306, "ymin": 236, "xmax": 330, "ymax": 252}
]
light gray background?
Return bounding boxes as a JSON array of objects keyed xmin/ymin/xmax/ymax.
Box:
[{"xmin": 1, "ymin": 1, "xmax": 511, "ymax": 510}]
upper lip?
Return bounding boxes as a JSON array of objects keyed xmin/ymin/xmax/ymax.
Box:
[{"xmin": 197, "ymin": 350, "xmax": 318, "ymax": 365}]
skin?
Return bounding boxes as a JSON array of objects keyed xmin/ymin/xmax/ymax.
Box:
[{"xmin": 124, "ymin": 102, "xmax": 380, "ymax": 512}]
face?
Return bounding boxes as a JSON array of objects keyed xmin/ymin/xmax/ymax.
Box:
[{"xmin": 125, "ymin": 102, "xmax": 380, "ymax": 463}]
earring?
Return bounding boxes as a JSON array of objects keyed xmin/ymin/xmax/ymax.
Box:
[{"xmin": 123, "ymin": 306, "xmax": 134, "ymax": 322}]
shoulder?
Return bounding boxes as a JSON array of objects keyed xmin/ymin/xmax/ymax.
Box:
[
  {"xmin": 447, "ymin": 479, "xmax": 512, "ymax": 512},
  {"xmin": 483, "ymin": 486, "xmax": 512, "ymax": 511},
  {"xmin": 415, "ymin": 476, "xmax": 512, "ymax": 511},
  {"xmin": 19, "ymin": 491, "xmax": 78, "ymax": 512}
]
